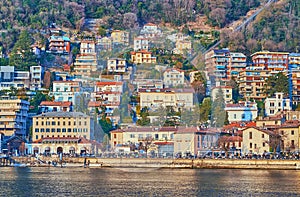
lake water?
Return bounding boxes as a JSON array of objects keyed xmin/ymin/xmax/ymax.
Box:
[{"xmin": 1, "ymin": 167, "xmax": 300, "ymax": 197}]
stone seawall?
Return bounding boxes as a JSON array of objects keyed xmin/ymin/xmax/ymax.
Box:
[{"xmin": 10, "ymin": 156, "xmax": 300, "ymax": 170}]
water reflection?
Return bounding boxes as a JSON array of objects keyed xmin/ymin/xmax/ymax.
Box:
[{"xmin": 0, "ymin": 167, "xmax": 300, "ymax": 197}]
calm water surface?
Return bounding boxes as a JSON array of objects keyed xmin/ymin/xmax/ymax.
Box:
[{"xmin": 1, "ymin": 167, "xmax": 300, "ymax": 197}]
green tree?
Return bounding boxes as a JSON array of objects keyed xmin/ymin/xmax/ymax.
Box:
[
  {"xmin": 9, "ymin": 30, "xmax": 38, "ymax": 71},
  {"xmin": 211, "ymin": 88, "xmax": 227, "ymax": 128},
  {"xmin": 199, "ymin": 97, "xmax": 212, "ymax": 123},
  {"xmin": 264, "ymin": 72, "xmax": 289, "ymax": 97},
  {"xmin": 30, "ymin": 91, "xmax": 52, "ymax": 113}
]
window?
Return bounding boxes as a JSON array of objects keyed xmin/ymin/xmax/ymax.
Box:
[
  {"xmin": 270, "ymin": 102, "xmax": 275, "ymax": 107},
  {"xmin": 52, "ymin": 121, "xmax": 55, "ymax": 126},
  {"xmin": 114, "ymin": 134, "xmax": 117, "ymax": 138},
  {"xmin": 138, "ymin": 134, "xmax": 143, "ymax": 139},
  {"xmin": 68, "ymin": 128, "xmax": 72, "ymax": 132},
  {"xmin": 242, "ymin": 114, "xmax": 245, "ymax": 119},
  {"xmin": 41, "ymin": 128, "xmax": 45, "ymax": 132},
  {"xmin": 68, "ymin": 121, "xmax": 71, "ymax": 126},
  {"xmin": 62, "ymin": 128, "xmax": 66, "ymax": 132},
  {"xmin": 36, "ymin": 121, "xmax": 38, "ymax": 126},
  {"xmin": 234, "ymin": 114, "xmax": 237, "ymax": 119},
  {"xmin": 73, "ymin": 128, "xmax": 77, "ymax": 132},
  {"xmin": 262, "ymin": 134, "xmax": 264, "ymax": 138},
  {"xmin": 291, "ymin": 140, "xmax": 295, "ymax": 147},
  {"xmin": 254, "ymin": 144, "xmax": 257, "ymax": 149},
  {"xmin": 291, "ymin": 130, "xmax": 294, "ymax": 135},
  {"xmin": 263, "ymin": 142, "xmax": 265, "ymax": 147},
  {"xmin": 63, "ymin": 122, "xmax": 65, "ymax": 126},
  {"xmin": 278, "ymin": 102, "xmax": 281, "ymax": 107},
  {"xmin": 41, "ymin": 122, "xmax": 44, "ymax": 126},
  {"xmin": 51, "ymin": 128, "xmax": 55, "ymax": 132},
  {"xmin": 155, "ymin": 134, "xmax": 159, "ymax": 140},
  {"xmin": 58, "ymin": 122, "xmax": 60, "ymax": 126},
  {"xmin": 57, "ymin": 128, "xmax": 61, "ymax": 132},
  {"xmin": 84, "ymin": 121, "xmax": 87, "ymax": 126},
  {"xmin": 249, "ymin": 132, "xmax": 252, "ymax": 139},
  {"xmin": 35, "ymin": 128, "xmax": 39, "ymax": 133},
  {"xmin": 46, "ymin": 128, "xmax": 50, "ymax": 132},
  {"xmin": 250, "ymin": 143, "xmax": 252, "ymax": 149},
  {"xmin": 36, "ymin": 135, "xmax": 38, "ymax": 140},
  {"xmin": 130, "ymin": 134, "xmax": 135, "ymax": 138}
]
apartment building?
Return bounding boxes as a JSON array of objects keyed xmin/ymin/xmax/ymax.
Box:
[
  {"xmin": 32, "ymin": 112, "xmax": 94, "ymax": 141},
  {"xmin": 130, "ymin": 51, "xmax": 157, "ymax": 64},
  {"xmin": 48, "ymin": 36, "xmax": 70, "ymax": 54},
  {"xmin": 30, "ymin": 65, "xmax": 43, "ymax": 91},
  {"xmin": 238, "ymin": 66, "xmax": 270, "ymax": 100},
  {"xmin": 0, "ymin": 66, "xmax": 31, "ymax": 90},
  {"xmin": 134, "ymin": 36, "xmax": 149, "ymax": 51},
  {"xmin": 251, "ymin": 51, "xmax": 289, "ymax": 75},
  {"xmin": 50, "ymin": 81, "xmax": 82, "ymax": 103},
  {"xmin": 288, "ymin": 53, "xmax": 300, "ymax": 106},
  {"xmin": 163, "ymin": 68, "xmax": 185, "ymax": 87},
  {"xmin": 74, "ymin": 40, "xmax": 97, "ymax": 77},
  {"xmin": 138, "ymin": 88, "xmax": 194, "ymax": 110},
  {"xmin": 39, "ymin": 101, "xmax": 73, "ymax": 113},
  {"xmin": 93, "ymin": 81, "xmax": 123, "ymax": 103},
  {"xmin": 227, "ymin": 52, "xmax": 247, "ymax": 79},
  {"xmin": 107, "ymin": 58, "xmax": 127, "ymax": 73},
  {"xmin": 264, "ymin": 92, "xmax": 291, "ymax": 116},
  {"xmin": 277, "ymin": 121, "xmax": 300, "ymax": 152},
  {"xmin": 205, "ymin": 48, "xmax": 230, "ymax": 81},
  {"xmin": 0, "ymin": 99, "xmax": 29, "ymax": 137}
]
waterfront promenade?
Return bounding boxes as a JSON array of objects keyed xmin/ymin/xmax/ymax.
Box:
[{"xmin": 6, "ymin": 156, "xmax": 300, "ymax": 170}]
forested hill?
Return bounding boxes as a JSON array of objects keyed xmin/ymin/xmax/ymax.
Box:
[
  {"xmin": 220, "ymin": 0, "xmax": 299, "ymax": 55},
  {"xmin": 0, "ymin": 0, "xmax": 260, "ymax": 30}
]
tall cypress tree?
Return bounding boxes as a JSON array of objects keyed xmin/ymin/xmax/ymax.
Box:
[{"xmin": 211, "ymin": 88, "xmax": 227, "ymax": 128}]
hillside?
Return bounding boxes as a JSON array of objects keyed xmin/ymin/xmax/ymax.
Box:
[{"xmin": 220, "ymin": 0, "xmax": 299, "ymax": 56}]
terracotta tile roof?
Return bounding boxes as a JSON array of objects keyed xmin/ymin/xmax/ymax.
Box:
[
  {"xmin": 144, "ymin": 23, "xmax": 157, "ymax": 27},
  {"xmin": 88, "ymin": 101, "xmax": 102, "ymax": 107},
  {"xmin": 153, "ymin": 141, "xmax": 174, "ymax": 145},
  {"xmin": 40, "ymin": 101, "xmax": 72, "ymax": 107},
  {"xmin": 95, "ymin": 81, "xmax": 123, "ymax": 86}
]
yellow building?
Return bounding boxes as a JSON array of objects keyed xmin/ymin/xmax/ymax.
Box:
[
  {"xmin": 0, "ymin": 99, "xmax": 29, "ymax": 136},
  {"xmin": 130, "ymin": 51, "xmax": 156, "ymax": 64},
  {"xmin": 32, "ymin": 112, "xmax": 94, "ymax": 141},
  {"xmin": 242, "ymin": 127, "xmax": 273, "ymax": 154},
  {"xmin": 111, "ymin": 30, "xmax": 129, "ymax": 46}
]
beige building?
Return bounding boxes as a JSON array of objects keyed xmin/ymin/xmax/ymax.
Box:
[
  {"xmin": 110, "ymin": 126, "xmax": 176, "ymax": 148},
  {"xmin": 238, "ymin": 67, "xmax": 270, "ymax": 100},
  {"xmin": 163, "ymin": 68, "xmax": 185, "ymax": 87},
  {"xmin": 130, "ymin": 51, "xmax": 157, "ymax": 64},
  {"xmin": 242, "ymin": 127, "xmax": 273, "ymax": 154},
  {"xmin": 0, "ymin": 99, "xmax": 29, "ymax": 137},
  {"xmin": 138, "ymin": 88, "xmax": 194, "ymax": 110},
  {"xmin": 74, "ymin": 40, "xmax": 97, "ymax": 76},
  {"xmin": 277, "ymin": 121, "xmax": 300, "ymax": 152},
  {"xmin": 31, "ymin": 136, "xmax": 101, "ymax": 155},
  {"xmin": 173, "ymin": 40, "xmax": 192, "ymax": 55},
  {"xmin": 211, "ymin": 86, "xmax": 233, "ymax": 104},
  {"xmin": 32, "ymin": 112, "xmax": 94, "ymax": 141}
]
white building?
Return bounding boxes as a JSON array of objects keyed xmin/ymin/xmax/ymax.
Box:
[
  {"xmin": 211, "ymin": 86, "xmax": 233, "ymax": 104},
  {"xmin": 225, "ymin": 101, "xmax": 258, "ymax": 123},
  {"xmin": 264, "ymin": 92, "xmax": 291, "ymax": 116},
  {"xmin": 163, "ymin": 68, "xmax": 185, "ymax": 88},
  {"xmin": 138, "ymin": 88, "xmax": 194, "ymax": 110},
  {"xmin": 140, "ymin": 23, "xmax": 161, "ymax": 38},
  {"xmin": 50, "ymin": 81, "xmax": 82, "ymax": 103},
  {"xmin": 93, "ymin": 81, "xmax": 123, "ymax": 104},
  {"xmin": 30, "ymin": 65, "xmax": 43, "ymax": 91},
  {"xmin": 0, "ymin": 99, "xmax": 29, "ymax": 137},
  {"xmin": 134, "ymin": 36, "xmax": 149, "ymax": 51},
  {"xmin": 107, "ymin": 58, "xmax": 127, "ymax": 73}
]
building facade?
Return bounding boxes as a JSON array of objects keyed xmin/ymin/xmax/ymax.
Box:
[
  {"xmin": 32, "ymin": 112, "xmax": 94, "ymax": 141},
  {"xmin": 163, "ymin": 68, "xmax": 185, "ymax": 87},
  {"xmin": 0, "ymin": 99, "xmax": 29, "ymax": 137},
  {"xmin": 264, "ymin": 92, "xmax": 291, "ymax": 116},
  {"xmin": 107, "ymin": 58, "xmax": 127, "ymax": 73},
  {"xmin": 130, "ymin": 51, "xmax": 157, "ymax": 64},
  {"xmin": 225, "ymin": 101, "xmax": 258, "ymax": 123}
]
